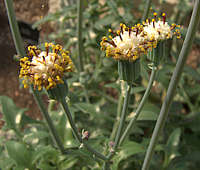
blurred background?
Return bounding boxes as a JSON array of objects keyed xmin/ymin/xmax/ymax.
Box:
[
  {"xmin": 0, "ymin": 0, "xmax": 200, "ymax": 169},
  {"xmin": 1, "ymin": 0, "xmax": 199, "ymax": 123}
]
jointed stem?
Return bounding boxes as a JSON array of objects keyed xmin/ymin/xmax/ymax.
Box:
[
  {"xmin": 142, "ymin": 1, "xmax": 200, "ymax": 170},
  {"xmin": 119, "ymin": 67, "xmax": 157, "ymax": 146},
  {"xmin": 60, "ymin": 98, "xmax": 108, "ymax": 161}
]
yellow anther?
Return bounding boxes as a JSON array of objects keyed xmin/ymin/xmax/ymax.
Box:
[
  {"xmin": 34, "ymin": 74, "xmax": 40, "ymax": 80},
  {"xmin": 45, "ymin": 42, "xmax": 49, "ymax": 47},
  {"xmin": 116, "ymin": 30, "xmax": 121, "ymax": 35},
  {"xmin": 48, "ymin": 77, "xmax": 53, "ymax": 82},
  {"xmin": 102, "ymin": 36, "xmax": 107, "ymax": 41},
  {"xmin": 56, "ymin": 75, "xmax": 61, "ymax": 81},
  {"xmin": 108, "ymin": 35, "xmax": 113, "ymax": 39},
  {"xmin": 38, "ymin": 85, "xmax": 42, "ymax": 91},
  {"xmin": 24, "ymin": 84, "xmax": 29, "ymax": 89}
]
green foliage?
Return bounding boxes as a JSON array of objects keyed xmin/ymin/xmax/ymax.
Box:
[
  {"xmin": 1, "ymin": 0, "xmax": 200, "ymax": 169},
  {"xmin": 5, "ymin": 141, "xmax": 33, "ymax": 169}
]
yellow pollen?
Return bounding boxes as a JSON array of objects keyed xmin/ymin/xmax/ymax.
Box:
[{"xmin": 19, "ymin": 43, "xmax": 74, "ymax": 90}]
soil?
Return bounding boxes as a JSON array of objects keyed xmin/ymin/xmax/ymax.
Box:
[
  {"xmin": 0, "ymin": 0, "xmax": 49, "ymax": 125},
  {"xmin": 0, "ymin": 0, "xmax": 200, "ymax": 128}
]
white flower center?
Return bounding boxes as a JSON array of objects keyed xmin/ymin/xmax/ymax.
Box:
[
  {"xmin": 31, "ymin": 51, "xmax": 58, "ymax": 79},
  {"xmin": 143, "ymin": 21, "xmax": 172, "ymax": 40}
]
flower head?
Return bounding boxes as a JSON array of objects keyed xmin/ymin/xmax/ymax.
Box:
[
  {"xmin": 19, "ymin": 43, "xmax": 74, "ymax": 90},
  {"xmin": 100, "ymin": 23, "xmax": 148, "ymax": 61},
  {"xmin": 142, "ymin": 12, "xmax": 181, "ymax": 49}
]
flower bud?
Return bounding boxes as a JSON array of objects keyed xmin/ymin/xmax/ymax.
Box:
[
  {"xmin": 147, "ymin": 41, "xmax": 165, "ymax": 66},
  {"xmin": 47, "ymin": 79, "xmax": 68, "ymax": 101},
  {"xmin": 118, "ymin": 59, "xmax": 140, "ymax": 85}
]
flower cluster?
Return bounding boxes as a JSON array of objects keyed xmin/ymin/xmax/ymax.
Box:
[
  {"xmin": 19, "ymin": 43, "xmax": 74, "ymax": 90},
  {"xmin": 142, "ymin": 12, "xmax": 181, "ymax": 50},
  {"xmin": 100, "ymin": 23, "xmax": 147, "ymax": 61},
  {"xmin": 100, "ymin": 12, "xmax": 181, "ymax": 61}
]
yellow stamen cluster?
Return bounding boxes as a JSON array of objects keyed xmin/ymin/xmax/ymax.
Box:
[
  {"xmin": 142, "ymin": 12, "xmax": 181, "ymax": 47},
  {"xmin": 100, "ymin": 23, "xmax": 148, "ymax": 61},
  {"xmin": 100, "ymin": 12, "xmax": 181, "ymax": 61},
  {"xmin": 19, "ymin": 43, "xmax": 74, "ymax": 90}
]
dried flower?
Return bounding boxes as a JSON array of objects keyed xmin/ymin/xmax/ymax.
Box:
[
  {"xmin": 109, "ymin": 141, "xmax": 115, "ymax": 153},
  {"xmin": 19, "ymin": 43, "xmax": 74, "ymax": 90},
  {"xmin": 82, "ymin": 129, "xmax": 90, "ymax": 140},
  {"xmin": 100, "ymin": 23, "xmax": 149, "ymax": 61}
]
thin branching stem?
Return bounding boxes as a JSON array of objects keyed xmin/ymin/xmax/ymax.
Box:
[
  {"xmin": 32, "ymin": 89, "xmax": 65, "ymax": 153},
  {"xmin": 104, "ymin": 84, "xmax": 132, "ymax": 169},
  {"xmin": 103, "ymin": 85, "xmax": 131, "ymax": 169},
  {"xmin": 119, "ymin": 67, "xmax": 157, "ymax": 146},
  {"xmin": 142, "ymin": 0, "xmax": 152, "ymax": 21},
  {"xmin": 142, "ymin": 1, "xmax": 200, "ymax": 170},
  {"xmin": 4, "ymin": 0, "xmax": 65, "ymax": 154},
  {"xmin": 113, "ymin": 84, "xmax": 131, "ymax": 151},
  {"xmin": 110, "ymin": 93, "xmax": 124, "ymax": 141},
  {"xmin": 60, "ymin": 98, "xmax": 108, "ymax": 161}
]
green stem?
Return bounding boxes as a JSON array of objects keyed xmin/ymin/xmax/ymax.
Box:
[
  {"xmin": 107, "ymin": 85, "xmax": 131, "ymax": 159},
  {"xmin": 110, "ymin": 93, "xmax": 124, "ymax": 141},
  {"xmin": 4, "ymin": 0, "xmax": 25, "ymax": 56},
  {"xmin": 142, "ymin": 1, "xmax": 200, "ymax": 170},
  {"xmin": 95, "ymin": 89, "xmax": 135, "ymax": 109},
  {"xmin": 60, "ymin": 98, "xmax": 108, "ymax": 161},
  {"xmin": 142, "ymin": 0, "xmax": 152, "ymax": 21},
  {"xmin": 5, "ymin": 0, "xmax": 65, "ymax": 154},
  {"xmin": 32, "ymin": 89, "xmax": 65, "ymax": 153},
  {"xmin": 113, "ymin": 85, "xmax": 131, "ymax": 150},
  {"xmin": 77, "ymin": 0, "xmax": 90, "ymax": 103},
  {"xmin": 103, "ymin": 85, "xmax": 131, "ymax": 169},
  {"xmin": 83, "ymin": 85, "xmax": 90, "ymax": 103},
  {"xmin": 77, "ymin": 0, "xmax": 84, "ymax": 72},
  {"xmin": 119, "ymin": 68, "xmax": 157, "ymax": 146}
]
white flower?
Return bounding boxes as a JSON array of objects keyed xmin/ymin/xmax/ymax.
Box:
[
  {"xmin": 19, "ymin": 43, "xmax": 74, "ymax": 90},
  {"xmin": 100, "ymin": 24, "xmax": 148, "ymax": 61},
  {"xmin": 143, "ymin": 20, "xmax": 172, "ymax": 41}
]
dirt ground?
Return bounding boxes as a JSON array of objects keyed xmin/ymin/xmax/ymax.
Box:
[
  {"xmin": 0, "ymin": 0, "xmax": 49, "ymax": 123},
  {"xmin": 0, "ymin": 0, "xmax": 200, "ymax": 128}
]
